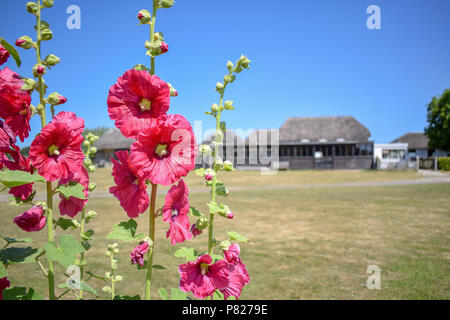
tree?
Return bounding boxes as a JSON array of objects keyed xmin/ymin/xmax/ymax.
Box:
[{"xmin": 424, "ymin": 89, "xmax": 450, "ymax": 151}]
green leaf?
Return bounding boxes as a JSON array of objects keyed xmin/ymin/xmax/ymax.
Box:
[
  {"xmin": 56, "ymin": 181, "xmax": 86, "ymax": 200},
  {"xmin": 216, "ymin": 181, "xmax": 229, "ymax": 197},
  {"xmin": 0, "ymin": 247, "xmax": 43, "ymax": 265},
  {"xmin": 189, "ymin": 206, "xmax": 202, "ymax": 217},
  {"xmin": 169, "ymin": 288, "xmax": 189, "ymax": 300},
  {"xmin": 106, "ymin": 219, "xmax": 138, "ymax": 242},
  {"xmin": 0, "ymin": 38, "xmax": 21, "ymax": 67},
  {"xmin": 0, "ymin": 263, "xmax": 7, "ymax": 277},
  {"xmin": 55, "ymin": 218, "xmax": 77, "ymax": 231},
  {"xmin": 58, "ymin": 281, "xmax": 98, "ymax": 297},
  {"xmin": 158, "ymin": 287, "xmax": 189, "ymax": 300},
  {"xmin": 152, "ymin": 264, "xmax": 167, "ymax": 270},
  {"xmin": 228, "ymin": 231, "xmax": 249, "ymax": 243},
  {"xmin": 44, "ymin": 235, "xmax": 84, "ymax": 268},
  {"xmin": 213, "ymin": 290, "xmax": 225, "ymax": 300},
  {"xmin": 174, "ymin": 247, "xmax": 197, "ymax": 262},
  {"xmin": 220, "ymin": 121, "xmax": 227, "ymax": 132},
  {"xmin": 86, "ymin": 271, "xmax": 107, "ymax": 283},
  {"xmin": 0, "ymin": 236, "xmax": 33, "ymax": 245},
  {"xmin": 158, "ymin": 288, "xmax": 168, "ymax": 300},
  {"xmin": 0, "ymin": 169, "xmax": 45, "ymax": 188},
  {"xmin": 114, "ymin": 295, "xmax": 141, "ymax": 300},
  {"xmin": 2, "ymin": 287, "xmax": 42, "ymax": 300}
]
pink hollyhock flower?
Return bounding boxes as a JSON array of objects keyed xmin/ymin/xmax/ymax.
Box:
[
  {"xmin": 220, "ymin": 243, "xmax": 250, "ymax": 299},
  {"xmin": 0, "ymin": 277, "xmax": 10, "ymax": 300},
  {"xmin": 0, "ymin": 67, "xmax": 31, "ymax": 142},
  {"xmin": 29, "ymin": 120, "xmax": 84, "ymax": 181},
  {"xmin": 130, "ymin": 241, "xmax": 150, "ymax": 267},
  {"xmin": 58, "ymin": 167, "xmax": 89, "ymax": 218},
  {"xmin": 220, "ymin": 259, "xmax": 250, "ymax": 300},
  {"xmin": 13, "ymin": 206, "xmax": 46, "ymax": 232},
  {"xmin": 109, "ymin": 150, "xmax": 149, "ymax": 218},
  {"xmin": 1, "ymin": 145, "xmax": 34, "ymax": 201},
  {"xmin": 51, "ymin": 111, "xmax": 85, "ymax": 135},
  {"xmin": 178, "ymin": 254, "xmax": 230, "ymax": 299},
  {"xmin": 0, "ymin": 44, "xmax": 10, "ymax": 65},
  {"xmin": 163, "ymin": 179, "xmax": 192, "ymax": 245},
  {"xmin": 224, "ymin": 243, "xmax": 240, "ymax": 264},
  {"xmin": 130, "ymin": 114, "xmax": 197, "ymax": 186},
  {"xmin": 160, "ymin": 42, "xmax": 169, "ymax": 53},
  {"xmin": 0, "ymin": 119, "xmax": 16, "ymax": 148},
  {"xmin": 107, "ymin": 69, "xmax": 170, "ymax": 138},
  {"xmin": 190, "ymin": 223, "xmax": 203, "ymax": 237}
]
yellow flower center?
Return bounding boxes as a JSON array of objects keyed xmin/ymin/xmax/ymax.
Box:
[
  {"xmin": 139, "ymin": 98, "xmax": 152, "ymax": 111},
  {"xmin": 155, "ymin": 144, "xmax": 168, "ymax": 157},
  {"xmin": 48, "ymin": 144, "xmax": 60, "ymax": 156},
  {"xmin": 200, "ymin": 263, "xmax": 209, "ymax": 275}
]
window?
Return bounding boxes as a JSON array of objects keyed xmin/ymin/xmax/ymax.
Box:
[{"xmin": 382, "ymin": 149, "xmax": 406, "ymax": 159}]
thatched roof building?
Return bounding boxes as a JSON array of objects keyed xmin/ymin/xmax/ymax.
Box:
[
  {"xmin": 94, "ymin": 128, "xmax": 134, "ymax": 166},
  {"xmin": 391, "ymin": 132, "xmax": 429, "ymax": 150},
  {"xmin": 279, "ymin": 116, "xmax": 371, "ymax": 143}
]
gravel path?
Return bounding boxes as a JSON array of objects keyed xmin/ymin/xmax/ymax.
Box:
[{"xmin": 2, "ymin": 176, "xmax": 450, "ymax": 202}]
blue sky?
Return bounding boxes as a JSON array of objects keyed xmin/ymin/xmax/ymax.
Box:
[{"xmin": 1, "ymin": 0, "xmax": 449, "ymax": 147}]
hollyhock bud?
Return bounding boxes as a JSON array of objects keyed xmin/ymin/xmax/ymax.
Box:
[
  {"xmin": 43, "ymin": 0, "xmax": 54, "ymax": 8},
  {"xmin": 190, "ymin": 224, "xmax": 203, "ymax": 237},
  {"xmin": 197, "ymin": 215, "xmax": 209, "ymax": 230},
  {"xmin": 199, "ymin": 144, "xmax": 211, "ymax": 155},
  {"xmin": 114, "ymin": 275, "xmax": 123, "ymax": 282},
  {"xmin": 15, "ymin": 36, "xmax": 33, "ymax": 49},
  {"xmin": 219, "ymin": 240, "xmax": 231, "ymax": 251},
  {"xmin": 47, "ymin": 92, "xmax": 67, "ymax": 105},
  {"xmin": 137, "ymin": 9, "xmax": 151, "ymax": 24},
  {"xmin": 238, "ymin": 54, "xmax": 251, "ymax": 69},
  {"xmin": 144, "ymin": 40, "xmax": 152, "ymax": 50},
  {"xmin": 215, "ymin": 82, "xmax": 224, "ymax": 93},
  {"xmin": 204, "ymin": 169, "xmax": 215, "ymax": 181},
  {"xmin": 227, "ymin": 60, "xmax": 234, "ymax": 71},
  {"xmin": 102, "ymin": 286, "xmax": 112, "ymax": 293},
  {"xmin": 36, "ymin": 103, "xmax": 44, "ymax": 113},
  {"xmin": 21, "ymin": 78, "xmax": 38, "ymax": 92},
  {"xmin": 227, "ymin": 212, "xmax": 234, "ymax": 219},
  {"xmin": 154, "ymin": 32, "xmax": 164, "ymax": 41},
  {"xmin": 41, "ymin": 29, "xmax": 53, "ymax": 41},
  {"xmin": 130, "ymin": 241, "xmax": 150, "ymax": 267},
  {"xmin": 224, "ymin": 100, "xmax": 234, "ymax": 110},
  {"xmin": 223, "ymin": 160, "xmax": 234, "ymax": 171},
  {"xmin": 26, "ymin": 2, "xmax": 39, "ymax": 14},
  {"xmin": 43, "ymin": 54, "xmax": 60, "ymax": 67},
  {"xmin": 160, "ymin": 42, "xmax": 169, "ymax": 53},
  {"xmin": 0, "ymin": 44, "xmax": 10, "ymax": 65},
  {"xmin": 90, "ymin": 147, "xmax": 98, "ymax": 154},
  {"xmin": 160, "ymin": 0, "xmax": 175, "ymax": 8},
  {"xmin": 211, "ymin": 103, "xmax": 220, "ymax": 113},
  {"xmin": 88, "ymin": 165, "xmax": 96, "ymax": 173},
  {"xmin": 32, "ymin": 64, "xmax": 46, "ymax": 77},
  {"xmin": 13, "ymin": 206, "xmax": 46, "ymax": 232},
  {"xmin": 168, "ymin": 83, "xmax": 178, "ymax": 97}
]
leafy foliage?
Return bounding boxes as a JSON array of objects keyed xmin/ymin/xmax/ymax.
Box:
[
  {"xmin": 106, "ymin": 219, "xmax": 144, "ymax": 242},
  {"xmin": 2, "ymin": 287, "xmax": 42, "ymax": 300},
  {"xmin": 0, "ymin": 247, "xmax": 43, "ymax": 265},
  {"xmin": 56, "ymin": 181, "xmax": 86, "ymax": 200},
  {"xmin": 158, "ymin": 287, "xmax": 189, "ymax": 300},
  {"xmin": 44, "ymin": 235, "xmax": 84, "ymax": 268},
  {"xmin": 425, "ymin": 88, "xmax": 450, "ymax": 151},
  {"xmin": 174, "ymin": 247, "xmax": 197, "ymax": 262},
  {"xmin": 228, "ymin": 231, "xmax": 249, "ymax": 243},
  {"xmin": 0, "ymin": 37, "xmax": 21, "ymax": 67},
  {"xmin": 0, "ymin": 169, "xmax": 45, "ymax": 188}
]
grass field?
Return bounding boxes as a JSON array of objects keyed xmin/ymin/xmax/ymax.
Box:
[{"xmin": 1, "ymin": 169, "xmax": 449, "ymax": 300}]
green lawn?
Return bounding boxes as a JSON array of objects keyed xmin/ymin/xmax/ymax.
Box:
[{"xmin": 1, "ymin": 170, "xmax": 449, "ymax": 300}]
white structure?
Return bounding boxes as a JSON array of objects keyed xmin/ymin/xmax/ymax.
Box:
[{"xmin": 374, "ymin": 143, "xmax": 409, "ymax": 169}]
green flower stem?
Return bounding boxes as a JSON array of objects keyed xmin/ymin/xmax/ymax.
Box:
[
  {"xmin": 35, "ymin": 0, "xmax": 56, "ymax": 301},
  {"xmin": 208, "ymin": 78, "xmax": 229, "ymax": 255},
  {"xmin": 78, "ymin": 207, "xmax": 86, "ymax": 300},
  {"xmin": 110, "ymin": 255, "xmax": 115, "ymax": 300},
  {"xmin": 145, "ymin": 183, "xmax": 157, "ymax": 300},
  {"xmin": 150, "ymin": 2, "xmax": 158, "ymax": 75}
]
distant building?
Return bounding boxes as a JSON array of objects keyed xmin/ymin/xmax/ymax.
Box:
[
  {"xmin": 94, "ymin": 128, "xmax": 134, "ymax": 166},
  {"xmin": 374, "ymin": 143, "xmax": 409, "ymax": 169},
  {"xmin": 391, "ymin": 132, "xmax": 450, "ymax": 159},
  {"xmin": 199, "ymin": 116, "xmax": 374, "ymax": 170}
]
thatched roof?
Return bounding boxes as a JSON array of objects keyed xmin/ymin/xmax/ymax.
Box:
[
  {"xmin": 246, "ymin": 129, "xmax": 279, "ymax": 146},
  {"xmin": 202, "ymin": 130, "xmax": 245, "ymax": 146},
  {"xmin": 279, "ymin": 116, "xmax": 371, "ymax": 143},
  {"xmin": 95, "ymin": 128, "xmax": 135, "ymax": 150},
  {"xmin": 391, "ymin": 132, "xmax": 429, "ymax": 150}
]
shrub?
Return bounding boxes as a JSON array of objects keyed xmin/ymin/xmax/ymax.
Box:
[{"xmin": 438, "ymin": 157, "xmax": 450, "ymax": 171}]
